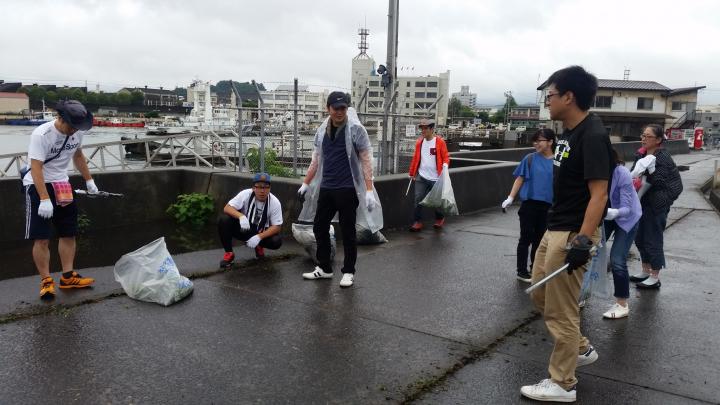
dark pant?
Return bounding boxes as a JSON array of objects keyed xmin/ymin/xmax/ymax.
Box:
[
  {"xmin": 634, "ymin": 205, "xmax": 669, "ymax": 271},
  {"xmin": 314, "ymin": 188, "xmax": 358, "ymax": 274},
  {"xmin": 517, "ymin": 199, "xmax": 551, "ymax": 274},
  {"xmin": 604, "ymin": 220, "xmax": 639, "ymax": 299},
  {"xmin": 217, "ymin": 215, "xmax": 282, "ymax": 252},
  {"xmin": 25, "ymin": 184, "xmax": 78, "ymax": 240},
  {"xmin": 413, "ymin": 176, "xmax": 443, "ymax": 222}
]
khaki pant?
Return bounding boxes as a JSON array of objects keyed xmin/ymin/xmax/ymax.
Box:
[{"xmin": 530, "ymin": 229, "xmax": 600, "ymax": 389}]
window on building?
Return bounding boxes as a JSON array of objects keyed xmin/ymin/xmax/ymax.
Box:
[
  {"xmin": 305, "ymin": 95, "xmax": 318, "ymax": 101},
  {"xmin": 352, "ymin": 81, "xmax": 356, "ymax": 87},
  {"xmin": 426, "ymin": 92, "xmax": 437, "ymax": 98},
  {"xmin": 427, "ymin": 82, "xmax": 438, "ymax": 88},
  {"xmin": 637, "ymin": 97, "xmax": 653, "ymax": 110},
  {"xmin": 707, "ymin": 116, "xmax": 713, "ymax": 121},
  {"xmin": 405, "ymin": 92, "xmax": 410, "ymax": 97},
  {"xmin": 415, "ymin": 81, "xmax": 426, "ymax": 87},
  {"xmin": 594, "ymin": 95, "xmax": 612, "ymax": 108},
  {"xmin": 671, "ymin": 101, "xmax": 684, "ymax": 111},
  {"xmin": 405, "ymin": 103, "xmax": 410, "ymax": 108},
  {"xmin": 275, "ymin": 95, "xmax": 289, "ymax": 100},
  {"xmin": 406, "ymin": 81, "xmax": 411, "ymax": 87},
  {"xmin": 276, "ymin": 104, "xmax": 287, "ymax": 109},
  {"xmin": 369, "ymin": 91, "xmax": 379, "ymax": 98},
  {"xmin": 369, "ymin": 81, "xmax": 380, "ymax": 87},
  {"xmin": 415, "ymin": 92, "xmax": 425, "ymax": 98}
]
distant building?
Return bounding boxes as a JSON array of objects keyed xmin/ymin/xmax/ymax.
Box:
[
  {"xmin": 121, "ymin": 86, "xmax": 179, "ymax": 107},
  {"xmin": 452, "ymin": 85, "xmax": 477, "ymax": 108},
  {"xmin": 508, "ymin": 104, "xmax": 540, "ymax": 128},
  {"xmin": 259, "ymin": 84, "xmax": 329, "ymax": 124},
  {"xmin": 0, "ymin": 92, "xmax": 29, "ymax": 114},
  {"xmin": 0, "ymin": 82, "xmax": 22, "ymax": 93},
  {"xmin": 537, "ymin": 78, "xmax": 705, "ymax": 140},
  {"xmin": 350, "ymin": 28, "xmax": 450, "ymax": 125}
]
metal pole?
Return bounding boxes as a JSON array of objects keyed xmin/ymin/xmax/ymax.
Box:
[
  {"xmin": 231, "ymin": 80, "xmax": 244, "ymax": 172},
  {"xmin": 382, "ymin": 0, "xmax": 399, "ymax": 175},
  {"xmin": 253, "ymin": 80, "xmax": 265, "ymax": 172},
  {"xmin": 293, "ymin": 78, "xmax": 298, "ymax": 176}
]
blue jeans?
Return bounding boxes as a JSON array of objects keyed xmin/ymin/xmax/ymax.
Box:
[
  {"xmin": 634, "ymin": 205, "xmax": 669, "ymax": 271},
  {"xmin": 604, "ymin": 220, "xmax": 639, "ymax": 299},
  {"xmin": 413, "ymin": 176, "xmax": 443, "ymax": 222}
]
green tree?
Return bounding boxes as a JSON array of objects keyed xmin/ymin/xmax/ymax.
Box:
[
  {"xmin": 245, "ymin": 147, "xmax": 293, "ymax": 178},
  {"xmin": 115, "ymin": 90, "xmax": 132, "ymax": 105},
  {"xmin": 71, "ymin": 88, "xmax": 86, "ymax": 103},
  {"xmin": 131, "ymin": 90, "xmax": 145, "ymax": 106},
  {"xmin": 96, "ymin": 92, "xmax": 109, "ymax": 105},
  {"xmin": 459, "ymin": 105, "xmax": 476, "ymax": 118},
  {"xmin": 57, "ymin": 87, "xmax": 73, "ymax": 100},
  {"xmin": 242, "ymin": 100, "xmax": 258, "ymax": 108},
  {"xmin": 491, "ymin": 95, "xmax": 518, "ymax": 124},
  {"xmin": 45, "ymin": 91, "xmax": 59, "ymax": 104},
  {"xmin": 448, "ymin": 97, "xmax": 462, "ymax": 121},
  {"xmin": 476, "ymin": 111, "xmax": 490, "ymax": 123},
  {"xmin": 85, "ymin": 92, "xmax": 99, "ymax": 105},
  {"xmin": 19, "ymin": 86, "xmax": 47, "ymax": 103}
]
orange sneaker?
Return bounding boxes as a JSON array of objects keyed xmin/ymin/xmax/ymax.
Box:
[
  {"xmin": 40, "ymin": 277, "xmax": 55, "ymax": 299},
  {"xmin": 220, "ymin": 252, "xmax": 235, "ymax": 269},
  {"xmin": 409, "ymin": 222, "xmax": 423, "ymax": 232},
  {"xmin": 59, "ymin": 271, "xmax": 95, "ymax": 289},
  {"xmin": 433, "ymin": 218, "xmax": 445, "ymax": 229}
]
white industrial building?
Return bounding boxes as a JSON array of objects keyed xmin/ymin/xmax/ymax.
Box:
[
  {"xmin": 350, "ymin": 28, "xmax": 450, "ymax": 125},
  {"xmin": 452, "ymin": 85, "xmax": 477, "ymax": 108},
  {"xmin": 259, "ymin": 85, "xmax": 328, "ymax": 124}
]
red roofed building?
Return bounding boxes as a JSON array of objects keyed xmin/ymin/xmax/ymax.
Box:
[{"xmin": 0, "ymin": 92, "xmax": 30, "ymax": 114}]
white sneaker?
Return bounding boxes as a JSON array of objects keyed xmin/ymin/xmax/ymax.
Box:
[
  {"xmin": 577, "ymin": 345, "xmax": 598, "ymax": 367},
  {"xmin": 602, "ymin": 303, "xmax": 629, "ymax": 319},
  {"xmin": 520, "ymin": 378, "xmax": 576, "ymax": 402},
  {"xmin": 578, "ymin": 299, "xmax": 586, "ymax": 309},
  {"xmin": 302, "ymin": 266, "xmax": 333, "ymax": 280},
  {"xmin": 339, "ymin": 273, "xmax": 354, "ymax": 288}
]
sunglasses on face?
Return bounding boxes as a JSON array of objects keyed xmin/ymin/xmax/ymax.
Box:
[{"xmin": 545, "ymin": 92, "xmax": 561, "ymax": 102}]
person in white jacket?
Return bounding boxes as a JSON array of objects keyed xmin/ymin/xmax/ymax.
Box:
[{"xmin": 297, "ymin": 92, "xmax": 381, "ymax": 288}]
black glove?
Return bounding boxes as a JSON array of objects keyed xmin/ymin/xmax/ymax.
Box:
[{"xmin": 565, "ymin": 234, "xmax": 593, "ymax": 274}]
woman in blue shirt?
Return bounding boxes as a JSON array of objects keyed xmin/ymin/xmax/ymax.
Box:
[
  {"xmin": 501, "ymin": 129, "xmax": 556, "ymax": 282},
  {"xmin": 602, "ymin": 148, "xmax": 642, "ymax": 319}
]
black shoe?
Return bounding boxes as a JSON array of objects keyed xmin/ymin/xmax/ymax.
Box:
[
  {"xmin": 516, "ymin": 271, "xmax": 532, "ymax": 283},
  {"xmin": 636, "ymin": 278, "xmax": 661, "ymax": 289}
]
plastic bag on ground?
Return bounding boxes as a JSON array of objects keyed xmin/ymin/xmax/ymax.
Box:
[
  {"xmin": 579, "ymin": 229, "xmax": 611, "ymax": 302},
  {"xmin": 292, "ymin": 223, "xmax": 336, "ymax": 263},
  {"xmin": 356, "ymin": 224, "xmax": 388, "ymax": 245},
  {"xmin": 114, "ymin": 237, "xmax": 194, "ymax": 306},
  {"xmin": 419, "ymin": 168, "xmax": 459, "ymax": 216}
]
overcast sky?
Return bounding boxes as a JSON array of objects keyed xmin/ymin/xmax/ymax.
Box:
[{"xmin": 2, "ymin": 0, "xmax": 720, "ymax": 105}]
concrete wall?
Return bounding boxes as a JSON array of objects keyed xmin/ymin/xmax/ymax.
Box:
[{"xmin": 0, "ymin": 139, "xmax": 691, "ymax": 242}]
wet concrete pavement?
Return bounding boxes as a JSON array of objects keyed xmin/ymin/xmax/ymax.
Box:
[{"xmin": 1, "ymin": 150, "xmax": 719, "ymax": 404}]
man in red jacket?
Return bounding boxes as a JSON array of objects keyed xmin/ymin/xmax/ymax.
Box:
[{"xmin": 407, "ymin": 119, "xmax": 450, "ymax": 231}]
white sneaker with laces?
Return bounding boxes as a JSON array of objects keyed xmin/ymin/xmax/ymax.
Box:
[
  {"xmin": 577, "ymin": 345, "xmax": 598, "ymax": 367},
  {"xmin": 602, "ymin": 303, "xmax": 629, "ymax": 319},
  {"xmin": 302, "ymin": 266, "xmax": 333, "ymax": 280},
  {"xmin": 339, "ymin": 273, "xmax": 354, "ymax": 287},
  {"xmin": 520, "ymin": 378, "xmax": 576, "ymax": 402}
]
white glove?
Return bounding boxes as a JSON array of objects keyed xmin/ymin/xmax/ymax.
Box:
[
  {"xmin": 365, "ymin": 190, "xmax": 376, "ymax": 212},
  {"xmin": 86, "ymin": 179, "xmax": 99, "ymax": 194},
  {"xmin": 38, "ymin": 199, "xmax": 54, "ymax": 219},
  {"xmin": 501, "ymin": 196, "xmax": 514, "ymax": 209},
  {"xmin": 238, "ymin": 215, "xmax": 250, "ymax": 231},
  {"xmin": 442, "ymin": 162, "xmax": 449, "ymax": 169},
  {"xmin": 297, "ymin": 183, "xmax": 309, "ymax": 197},
  {"xmin": 246, "ymin": 235, "xmax": 261, "ymax": 248},
  {"xmin": 604, "ymin": 208, "xmax": 620, "ymax": 221}
]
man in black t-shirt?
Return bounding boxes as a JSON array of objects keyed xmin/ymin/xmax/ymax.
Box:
[{"xmin": 520, "ymin": 66, "xmax": 613, "ymax": 403}]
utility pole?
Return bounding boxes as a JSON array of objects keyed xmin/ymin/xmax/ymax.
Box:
[
  {"xmin": 253, "ymin": 80, "xmax": 265, "ymax": 173},
  {"xmin": 504, "ymin": 91, "xmax": 512, "ymax": 127},
  {"xmin": 381, "ymin": 0, "xmax": 399, "ymax": 174},
  {"xmin": 230, "ymin": 80, "xmax": 244, "ymax": 171},
  {"xmin": 293, "ymin": 78, "xmax": 298, "ymax": 176}
]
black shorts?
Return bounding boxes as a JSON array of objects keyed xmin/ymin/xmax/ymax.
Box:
[{"xmin": 24, "ymin": 184, "xmax": 78, "ymax": 240}]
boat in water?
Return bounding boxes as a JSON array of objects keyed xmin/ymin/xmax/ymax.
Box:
[
  {"xmin": 6, "ymin": 110, "xmax": 55, "ymax": 126},
  {"xmin": 93, "ymin": 118, "xmax": 145, "ymax": 128}
]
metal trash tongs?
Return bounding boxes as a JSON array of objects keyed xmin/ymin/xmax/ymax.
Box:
[
  {"xmin": 74, "ymin": 189, "xmax": 124, "ymax": 198},
  {"xmin": 524, "ymin": 244, "xmax": 598, "ymax": 294}
]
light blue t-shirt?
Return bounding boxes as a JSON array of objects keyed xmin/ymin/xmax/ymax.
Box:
[{"xmin": 512, "ymin": 152, "xmax": 554, "ymax": 204}]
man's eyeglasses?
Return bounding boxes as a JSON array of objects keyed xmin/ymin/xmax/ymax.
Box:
[
  {"xmin": 545, "ymin": 92, "xmax": 560, "ymax": 102},
  {"xmin": 254, "ymin": 185, "xmax": 270, "ymax": 190},
  {"xmin": 533, "ymin": 139, "xmax": 549, "ymax": 144}
]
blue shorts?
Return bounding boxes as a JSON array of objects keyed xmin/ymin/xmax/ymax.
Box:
[{"xmin": 24, "ymin": 184, "xmax": 78, "ymax": 240}]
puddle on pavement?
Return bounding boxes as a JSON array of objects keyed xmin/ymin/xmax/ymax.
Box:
[{"xmin": 0, "ymin": 220, "xmax": 217, "ymax": 281}]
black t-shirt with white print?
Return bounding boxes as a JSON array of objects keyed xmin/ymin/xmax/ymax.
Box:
[{"xmin": 547, "ymin": 113, "xmax": 613, "ymax": 231}]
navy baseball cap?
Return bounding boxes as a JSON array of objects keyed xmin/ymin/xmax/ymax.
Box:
[
  {"xmin": 252, "ymin": 172, "xmax": 272, "ymax": 185},
  {"xmin": 327, "ymin": 91, "xmax": 350, "ymax": 108},
  {"xmin": 56, "ymin": 100, "xmax": 93, "ymax": 130}
]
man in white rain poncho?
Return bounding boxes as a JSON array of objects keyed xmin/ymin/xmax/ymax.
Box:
[{"xmin": 297, "ymin": 92, "xmax": 383, "ymax": 288}]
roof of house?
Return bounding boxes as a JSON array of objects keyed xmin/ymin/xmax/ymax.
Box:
[
  {"xmin": 513, "ymin": 103, "xmax": 540, "ymax": 109},
  {"xmin": 124, "ymin": 87, "xmax": 176, "ymax": 95},
  {"xmin": 0, "ymin": 92, "xmax": 29, "ymax": 99},
  {"xmin": 668, "ymin": 86, "xmax": 706, "ymax": 96},
  {"xmin": 537, "ymin": 79, "xmax": 671, "ymax": 91}
]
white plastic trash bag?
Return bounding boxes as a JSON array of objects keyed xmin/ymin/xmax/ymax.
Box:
[
  {"xmin": 114, "ymin": 237, "xmax": 194, "ymax": 306},
  {"xmin": 291, "ymin": 223, "xmax": 336, "ymax": 263},
  {"xmin": 579, "ymin": 229, "xmax": 611, "ymax": 302},
  {"xmin": 420, "ymin": 168, "xmax": 459, "ymax": 216}
]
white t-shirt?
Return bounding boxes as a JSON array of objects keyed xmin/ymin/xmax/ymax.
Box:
[
  {"xmin": 227, "ymin": 189, "xmax": 283, "ymax": 229},
  {"xmin": 418, "ymin": 137, "xmax": 439, "ymax": 181},
  {"xmin": 23, "ymin": 120, "xmax": 85, "ymax": 186}
]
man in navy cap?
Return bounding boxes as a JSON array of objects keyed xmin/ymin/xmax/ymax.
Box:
[
  {"xmin": 218, "ymin": 172, "xmax": 284, "ymax": 268},
  {"xmin": 297, "ymin": 92, "xmax": 378, "ymax": 288},
  {"xmin": 22, "ymin": 99, "xmax": 99, "ymax": 299}
]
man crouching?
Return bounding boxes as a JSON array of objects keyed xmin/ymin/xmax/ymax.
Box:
[{"xmin": 218, "ymin": 172, "xmax": 283, "ymax": 268}]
